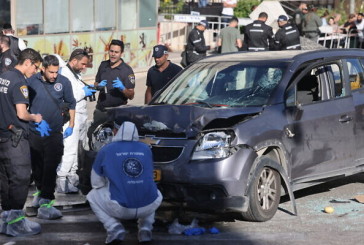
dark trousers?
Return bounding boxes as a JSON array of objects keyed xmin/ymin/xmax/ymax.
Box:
[
  {"xmin": 0, "ymin": 138, "xmax": 31, "ymax": 210},
  {"xmin": 87, "ymin": 108, "xmax": 108, "ymax": 145},
  {"xmin": 29, "ymin": 131, "xmax": 63, "ymax": 200}
]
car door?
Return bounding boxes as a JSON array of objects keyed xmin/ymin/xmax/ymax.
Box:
[
  {"xmin": 284, "ymin": 60, "xmax": 356, "ymax": 183},
  {"xmin": 345, "ymin": 58, "xmax": 364, "ymax": 163}
]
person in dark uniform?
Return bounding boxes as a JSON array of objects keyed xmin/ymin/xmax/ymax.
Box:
[
  {"xmin": 0, "ymin": 35, "xmax": 17, "ymax": 74},
  {"xmin": 145, "ymin": 45, "xmax": 182, "ymax": 104},
  {"xmin": 87, "ymin": 39, "xmax": 135, "ymax": 144},
  {"xmin": 0, "ymin": 48, "xmax": 43, "ymax": 237},
  {"xmin": 273, "ymin": 15, "xmax": 301, "ymax": 50},
  {"xmin": 2, "ymin": 23, "xmax": 26, "ymax": 59},
  {"xmin": 293, "ymin": 2, "xmax": 308, "ymax": 36},
  {"xmin": 243, "ymin": 12, "xmax": 274, "ymax": 52},
  {"xmin": 186, "ymin": 20, "xmax": 210, "ymax": 65},
  {"xmin": 27, "ymin": 55, "xmax": 76, "ymax": 220}
]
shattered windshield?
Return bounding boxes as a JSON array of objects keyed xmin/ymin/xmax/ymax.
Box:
[{"xmin": 154, "ymin": 61, "xmax": 287, "ymax": 107}]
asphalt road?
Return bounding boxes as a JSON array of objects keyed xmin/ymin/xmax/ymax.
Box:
[
  {"xmin": 1, "ymin": 56, "xmax": 364, "ymax": 244},
  {"xmin": 0, "ymin": 173, "xmax": 363, "ymax": 245}
]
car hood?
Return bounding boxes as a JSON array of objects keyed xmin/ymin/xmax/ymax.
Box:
[{"xmin": 109, "ymin": 105, "xmax": 263, "ymax": 138}]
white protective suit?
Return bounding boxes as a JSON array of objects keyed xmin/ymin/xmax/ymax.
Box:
[
  {"xmin": 57, "ymin": 59, "xmax": 88, "ymax": 192},
  {"xmin": 87, "ymin": 122, "xmax": 163, "ymax": 243}
]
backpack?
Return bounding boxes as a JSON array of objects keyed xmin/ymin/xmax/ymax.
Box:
[{"xmin": 8, "ymin": 36, "xmax": 21, "ymax": 59}]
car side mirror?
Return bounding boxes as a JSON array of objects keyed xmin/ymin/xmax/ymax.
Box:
[{"xmin": 294, "ymin": 104, "xmax": 304, "ymax": 121}]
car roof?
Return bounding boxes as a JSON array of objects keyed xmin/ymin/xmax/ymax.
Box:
[{"xmin": 199, "ymin": 49, "xmax": 364, "ymax": 63}]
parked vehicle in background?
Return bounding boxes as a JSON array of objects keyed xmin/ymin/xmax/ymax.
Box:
[{"xmin": 82, "ymin": 49, "xmax": 364, "ymax": 222}]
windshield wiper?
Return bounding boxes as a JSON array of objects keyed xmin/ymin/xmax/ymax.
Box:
[{"xmin": 149, "ymin": 102, "xmax": 167, "ymax": 105}]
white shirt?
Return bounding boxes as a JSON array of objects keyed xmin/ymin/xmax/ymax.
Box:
[
  {"xmin": 355, "ymin": 20, "xmax": 364, "ymax": 40},
  {"xmin": 61, "ymin": 65, "xmax": 87, "ymax": 114},
  {"xmin": 222, "ymin": 0, "xmax": 237, "ymax": 16}
]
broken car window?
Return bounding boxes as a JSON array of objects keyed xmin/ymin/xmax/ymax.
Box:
[{"xmin": 154, "ymin": 62, "xmax": 288, "ymax": 107}]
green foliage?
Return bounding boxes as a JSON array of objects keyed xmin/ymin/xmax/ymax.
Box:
[
  {"xmin": 234, "ymin": 0, "xmax": 261, "ymax": 18},
  {"xmin": 159, "ymin": 0, "xmax": 185, "ymax": 14},
  {"xmin": 316, "ymin": 7, "xmax": 347, "ymax": 26}
]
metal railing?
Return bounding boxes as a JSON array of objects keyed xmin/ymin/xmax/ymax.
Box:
[
  {"xmin": 159, "ymin": 13, "xmax": 363, "ymax": 52},
  {"xmin": 159, "ymin": 14, "xmax": 239, "ymax": 51},
  {"xmin": 318, "ymin": 29, "xmax": 362, "ymax": 49}
]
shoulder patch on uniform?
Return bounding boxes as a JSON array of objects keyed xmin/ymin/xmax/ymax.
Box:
[
  {"xmin": 20, "ymin": 85, "xmax": 29, "ymax": 99},
  {"xmin": 4, "ymin": 58, "xmax": 12, "ymax": 66},
  {"xmin": 128, "ymin": 74, "xmax": 135, "ymax": 85},
  {"xmin": 54, "ymin": 83, "xmax": 63, "ymax": 92}
]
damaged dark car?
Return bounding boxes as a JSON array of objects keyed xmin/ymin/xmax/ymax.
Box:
[{"xmin": 81, "ymin": 49, "xmax": 364, "ymax": 222}]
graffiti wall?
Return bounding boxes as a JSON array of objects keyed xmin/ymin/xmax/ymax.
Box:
[{"xmin": 23, "ymin": 29, "xmax": 157, "ymax": 79}]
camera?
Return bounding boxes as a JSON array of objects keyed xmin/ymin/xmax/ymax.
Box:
[{"xmin": 85, "ymin": 86, "xmax": 105, "ymax": 102}]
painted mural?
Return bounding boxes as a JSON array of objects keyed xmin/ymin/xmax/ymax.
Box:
[{"xmin": 22, "ymin": 30, "xmax": 157, "ymax": 79}]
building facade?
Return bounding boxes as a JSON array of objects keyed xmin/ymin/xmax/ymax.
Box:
[{"xmin": 2, "ymin": 0, "xmax": 158, "ymax": 77}]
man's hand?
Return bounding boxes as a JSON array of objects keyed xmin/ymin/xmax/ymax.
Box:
[
  {"xmin": 33, "ymin": 113, "xmax": 42, "ymax": 123},
  {"xmin": 63, "ymin": 127, "xmax": 73, "ymax": 138},
  {"xmin": 83, "ymin": 86, "xmax": 97, "ymax": 97},
  {"xmin": 35, "ymin": 120, "xmax": 52, "ymax": 137},
  {"xmin": 98, "ymin": 80, "xmax": 107, "ymax": 87},
  {"xmin": 112, "ymin": 77, "xmax": 125, "ymax": 91}
]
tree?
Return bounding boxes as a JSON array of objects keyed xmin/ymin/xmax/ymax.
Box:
[{"xmin": 234, "ymin": 0, "xmax": 261, "ymax": 18}]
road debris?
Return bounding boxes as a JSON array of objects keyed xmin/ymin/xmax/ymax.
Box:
[
  {"xmin": 354, "ymin": 195, "xmax": 364, "ymax": 204},
  {"xmin": 329, "ymin": 199, "xmax": 350, "ymax": 204},
  {"xmin": 324, "ymin": 206, "xmax": 335, "ymax": 214}
]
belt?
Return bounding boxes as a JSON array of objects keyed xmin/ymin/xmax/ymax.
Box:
[{"xmin": 248, "ymin": 47, "xmax": 266, "ymax": 51}]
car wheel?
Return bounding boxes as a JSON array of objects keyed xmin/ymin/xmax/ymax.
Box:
[{"xmin": 242, "ymin": 162, "xmax": 281, "ymax": 222}]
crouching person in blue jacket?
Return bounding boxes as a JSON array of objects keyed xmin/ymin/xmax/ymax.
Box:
[{"xmin": 87, "ymin": 121, "xmax": 163, "ymax": 244}]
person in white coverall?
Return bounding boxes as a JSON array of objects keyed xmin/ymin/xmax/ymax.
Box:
[
  {"xmin": 56, "ymin": 49, "xmax": 94, "ymax": 193},
  {"xmin": 87, "ymin": 121, "xmax": 162, "ymax": 244}
]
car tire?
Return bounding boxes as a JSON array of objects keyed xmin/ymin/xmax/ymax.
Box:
[{"xmin": 242, "ymin": 160, "xmax": 281, "ymax": 222}]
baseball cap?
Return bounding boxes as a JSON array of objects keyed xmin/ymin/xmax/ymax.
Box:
[
  {"xmin": 278, "ymin": 15, "xmax": 288, "ymax": 22},
  {"xmin": 152, "ymin": 45, "xmax": 168, "ymax": 58},
  {"xmin": 198, "ymin": 20, "xmax": 209, "ymax": 28}
]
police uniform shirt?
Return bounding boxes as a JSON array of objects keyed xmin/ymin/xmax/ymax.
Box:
[
  {"xmin": 96, "ymin": 59, "xmax": 135, "ymax": 110},
  {"xmin": 27, "ymin": 72, "xmax": 76, "ymax": 134},
  {"xmin": 0, "ymin": 69, "xmax": 30, "ymax": 138},
  {"xmin": 243, "ymin": 20, "xmax": 274, "ymax": 51},
  {"xmin": 274, "ymin": 23, "xmax": 301, "ymax": 50},
  {"xmin": 0, "ymin": 49, "xmax": 17, "ymax": 75},
  {"xmin": 146, "ymin": 61, "xmax": 182, "ymax": 96}
]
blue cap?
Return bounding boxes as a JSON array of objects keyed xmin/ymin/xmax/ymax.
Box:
[
  {"xmin": 278, "ymin": 15, "xmax": 288, "ymax": 22},
  {"xmin": 152, "ymin": 45, "xmax": 168, "ymax": 58},
  {"xmin": 199, "ymin": 20, "xmax": 209, "ymax": 28}
]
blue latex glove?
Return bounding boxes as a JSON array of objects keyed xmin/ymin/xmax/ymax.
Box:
[
  {"xmin": 83, "ymin": 86, "xmax": 97, "ymax": 97},
  {"xmin": 183, "ymin": 228, "xmax": 206, "ymax": 236},
  {"xmin": 63, "ymin": 127, "xmax": 73, "ymax": 138},
  {"xmin": 98, "ymin": 80, "xmax": 107, "ymax": 87},
  {"xmin": 112, "ymin": 77, "xmax": 125, "ymax": 90},
  {"xmin": 208, "ymin": 227, "xmax": 220, "ymax": 234},
  {"xmin": 35, "ymin": 120, "xmax": 52, "ymax": 137}
]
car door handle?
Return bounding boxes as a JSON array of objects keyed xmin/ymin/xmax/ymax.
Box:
[{"xmin": 339, "ymin": 115, "xmax": 353, "ymax": 123}]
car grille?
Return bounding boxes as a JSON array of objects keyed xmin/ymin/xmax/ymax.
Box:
[{"xmin": 152, "ymin": 146, "xmax": 184, "ymax": 163}]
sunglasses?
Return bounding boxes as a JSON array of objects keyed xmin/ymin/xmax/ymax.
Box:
[{"xmin": 32, "ymin": 62, "xmax": 40, "ymax": 70}]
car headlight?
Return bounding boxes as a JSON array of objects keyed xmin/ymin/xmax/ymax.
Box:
[{"xmin": 192, "ymin": 131, "xmax": 234, "ymax": 160}]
